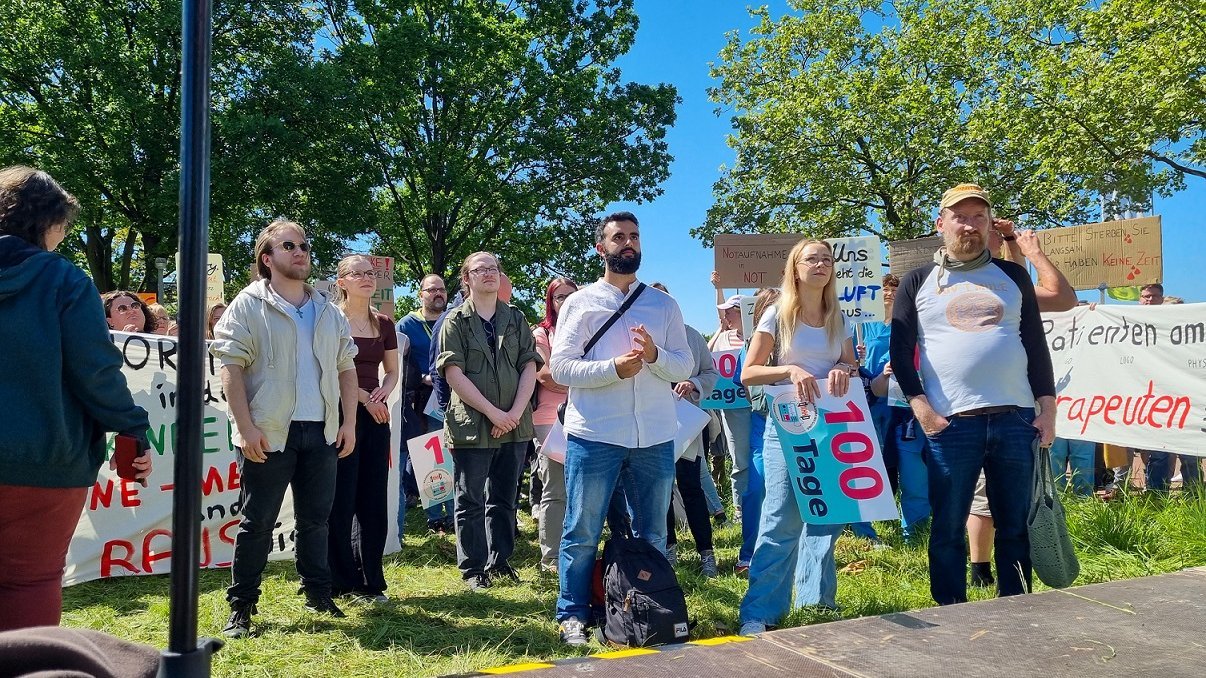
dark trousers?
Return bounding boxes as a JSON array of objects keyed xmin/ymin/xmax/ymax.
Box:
[
  {"xmin": 228, "ymin": 421, "xmax": 338, "ymax": 604},
  {"xmin": 666, "ymin": 455, "xmax": 714, "ymax": 553},
  {"xmin": 0, "ymin": 485, "xmax": 87, "ymax": 631},
  {"xmin": 451, "ymin": 442, "xmax": 526, "ymax": 578},
  {"xmin": 329, "ymin": 404, "xmax": 391, "ymax": 596}
]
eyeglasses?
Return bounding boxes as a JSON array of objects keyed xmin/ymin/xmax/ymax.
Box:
[
  {"xmin": 421, "ymin": 286, "xmax": 446, "ymax": 294},
  {"xmin": 275, "ymin": 240, "xmax": 311, "ymax": 253},
  {"xmin": 553, "ymin": 292, "xmax": 574, "ymax": 302},
  {"xmin": 798, "ymin": 256, "xmax": 834, "ymax": 268},
  {"xmin": 111, "ymin": 302, "xmax": 141, "ymax": 314},
  {"xmin": 468, "ymin": 266, "xmax": 500, "ymax": 277},
  {"xmin": 341, "ymin": 270, "xmax": 375, "ymax": 280}
]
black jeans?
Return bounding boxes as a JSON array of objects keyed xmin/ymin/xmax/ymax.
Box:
[
  {"xmin": 666, "ymin": 455, "xmax": 714, "ymax": 553},
  {"xmin": 451, "ymin": 442, "xmax": 526, "ymax": 578},
  {"xmin": 228, "ymin": 421, "xmax": 338, "ymax": 604},
  {"xmin": 329, "ymin": 404, "xmax": 392, "ymax": 596}
]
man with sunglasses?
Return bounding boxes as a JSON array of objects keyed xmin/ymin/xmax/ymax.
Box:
[{"xmin": 210, "ymin": 219, "xmax": 360, "ymax": 638}]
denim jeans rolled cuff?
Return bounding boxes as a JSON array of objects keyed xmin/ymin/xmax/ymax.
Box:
[
  {"xmin": 925, "ymin": 407, "xmax": 1035, "ymax": 606},
  {"xmin": 228, "ymin": 420, "xmax": 338, "ymax": 604},
  {"xmin": 738, "ymin": 412, "xmax": 767, "ymax": 565},
  {"xmin": 451, "ymin": 442, "xmax": 526, "ymax": 578},
  {"xmin": 740, "ymin": 422, "xmax": 841, "ymax": 625},
  {"xmin": 888, "ymin": 407, "xmax": 931, "ymax": 538},
  {"xmin": 556, "ymin": 435, "xmax": 674, "ymax": 623}
]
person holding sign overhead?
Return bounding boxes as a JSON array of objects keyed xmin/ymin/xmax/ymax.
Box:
[
  {"xmin": 738, "ymin": 239, "xmax": 859, "ymax": 636},
  {"xmin": 437, "ymin": 251, "xmax": 540, "ymax": 591},
  {"xmin": 890, "ymin": 183, "xmax": 1056, "ymax": 606}
]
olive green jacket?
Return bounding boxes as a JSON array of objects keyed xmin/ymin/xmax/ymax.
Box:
[{"xmin": 436, "ymin": 298, "xmax": 541, "ymax": 447}]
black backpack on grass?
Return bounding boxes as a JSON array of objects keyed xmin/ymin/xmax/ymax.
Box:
[{"xmin": 598, "ymin": 536, "xmax": 690, "ymax": 647}]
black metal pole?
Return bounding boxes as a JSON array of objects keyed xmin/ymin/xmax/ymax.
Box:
[{"xmin": 161, "ymin": 0, "xmax": 221, "ymax": 673}]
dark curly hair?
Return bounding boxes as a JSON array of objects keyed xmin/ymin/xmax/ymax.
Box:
[
  {"xmin": 101, "ymin": 290, "xmax": 158, "ymax": 333},
  {"xmin": 0, "ymin": 166, "xmax": 80, "ymax": 249}
]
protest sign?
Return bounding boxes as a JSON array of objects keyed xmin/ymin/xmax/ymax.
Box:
[
  {"xmin": 540, "ymin": 419, "xmax": 567, "ymax": 464},
  {"xmin": 829, "ymin": 235, "xmax": 885, "ymax": 322},
  {"xmin": 64, "ymin": 332, "xmax": 402, "ymax": 586},
  {"xmin": 887, "ymin": 235, "xmax": 941, "ymax": 277},
  {"xmin": 175, "ymin": 253, "xmax": 225, "ymax": 308},
  {"xmin": 713, "ymin": 234, "xmax": 797, "ymax": 288},
  {"xmin": 1037, "ymin": 216, "xmax": 1162, "ymax": 291},
  {"xmin": 424, "ymin": 388, "xmax": 445, "ymax": 422},
  {"xmin": 701, "ymin": 349, "xmax": 749, "ymax": 410},
  {"xmin": 368, "ymin": 255, "xmax": 396, "ymax": 318},
  {"xmin": 1043, "ymin": 304, "xmax": 1205, "ymax": 454},
  {"xmin": 764, "ymin": 383, "xmax": 898, "ymax": 525},
  {"xmin": 740, "ymin": 295, "xmax": 757, "ymax": 338},
  {"xmin": 674, "ymin": 398, "xmax": 713, "ymax": 461},
  {"xmin": 406, "ymin": 431, "xmax": 456, "ymax": 509}
]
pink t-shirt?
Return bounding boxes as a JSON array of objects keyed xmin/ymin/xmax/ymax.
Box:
[{"xmin": 532, "ymin": 325, "xmax": 567, "ymax": 425}]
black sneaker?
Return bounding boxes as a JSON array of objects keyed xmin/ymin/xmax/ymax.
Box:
[
  {"xmin": 487, "ymin": 565, "xmax": 520, "ymax": 584},
  {"xmin": 304, "ymin": 593, "xmax": 347, "ymax": 618},
  {"xmin": 223, "ymin": 601, "xmax": 256, "ymax": 638},
  {"xmin": 466, "ymin": 573, "xmax": 492, "ymax": 591}
]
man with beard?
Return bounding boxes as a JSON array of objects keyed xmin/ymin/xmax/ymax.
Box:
[
  {"xmin": 890, "ymin": 184, "xmax": 1056, "ymax": 606},
  {"xmin": 549, "ymin": 211, "xmax": 694, "ymax": 645},
  {"xmin": 210, "ymin": 219, "xmax": 360, "ymax": 637},
  {"xmin": 396, "ymin": 274, "xmax": 452, "ymax": 531}
]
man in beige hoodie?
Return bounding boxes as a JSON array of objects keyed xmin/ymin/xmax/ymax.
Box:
[{"xmin": 210, "ymin": 219, "xmax": 359, "ymax": 638}]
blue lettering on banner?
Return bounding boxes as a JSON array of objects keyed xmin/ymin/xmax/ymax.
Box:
[{"xmin": 701, "ymin": 348, "xmax": 750, "ymax": 410}]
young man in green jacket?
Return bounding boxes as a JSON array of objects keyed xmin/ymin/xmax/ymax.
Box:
[{"xmin": 437, "ymin": 251, "xmax": 540, "ymax": 590}]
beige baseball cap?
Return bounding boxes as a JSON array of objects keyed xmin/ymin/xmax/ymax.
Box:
[{"xmin": 940, "ymin": 183, "xmax": 993, "ymax": 210}]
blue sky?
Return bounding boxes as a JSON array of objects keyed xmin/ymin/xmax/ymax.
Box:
[{"xmin": 602, "ymin": 0, "xmax": 1203, "ymax": 332}]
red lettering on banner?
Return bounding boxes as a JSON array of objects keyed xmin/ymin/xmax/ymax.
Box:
[
  {"xmin": 90, "ymin": 480, "xmax": 115, "ymax": 510},
  {"xmin": 199, "ymin": 526, "xmax": 212, "ymax": 568},
  {"xmin": 823, "ymin": 399, "xmax": 865, "ymax": 424},
  {"xmin": 141, "ymin": 529, "xmax": 173, "ymax": 573},
  {"xmin": 831, "ymin": 431, "xmax": 874, "ymax": 464},
  {"xmin": 1058, "ymin": 380, "xmax": 1191, "ymax": 434},
  {"xmin": 119, "ymin": 479, "xmax": 142, "ymax": 507},
  {"xmin": 100, "ymin": 540, "xmax": 137, "ymax": 577},
  {"xmin": 717, "ymin": 352, "xmax": 738, "ymax": 378},
  {"xmin": 839, "ymin": 466, "xmax": 884, "ymax": 500},
  {"xmin": 424, "ymin": 435, "xmax": 445, "ymax": 464}
]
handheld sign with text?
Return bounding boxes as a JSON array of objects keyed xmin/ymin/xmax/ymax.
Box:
[
  {"xmin": 406, "ymin": 431, "xmax": 455, "ymax": 509},
  {"xmin": 701, "ymin": 349, "xmax": 750, "ymax": 410},
  {"xmin": 764, "ymin": 383, "xmax": 898, "ymax": 525},
  {"xmin": 828, "ymin": 235, "xmax": 885, "ymax": 322},
  {"xmin": 540, "ymin": 398, "xmax": 712, "ymax": 462},
  {"xmin": 1037, "ymin": 216, "xmax": 1162, "ymax": 291}
]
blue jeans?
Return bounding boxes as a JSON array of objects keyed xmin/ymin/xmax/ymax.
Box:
[
  {"xmin": 556, "ymin": 435, "xmax": 674, "ymax": 623},
  {"xmin": 1145, "ymin": 451, "xmax": 1203, "ymax": 491},
  {"xmin": 700, "ymin": 455, "xmax": 724, "ymax": 516},
  {"xmin": 1050, "ymin": 438, "xmax": 1096, "ymax": 496},
  {"xmin": 883, "ymin": 407, "xmax": 930, "ymax": 539},
  {"xmin": 927, "ymin": 407, "xmax": 1037, "ymax": 605},
  {"xmin": 740, "ymin": 421, "xmax": 843, "ymax": 626},
  {"xmin": 738, "ymin": 411, "xmax": 767, "ymax": 565}
]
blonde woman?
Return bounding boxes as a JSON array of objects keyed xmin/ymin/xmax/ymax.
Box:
[
  {"xmin": 327, "ymin": 255, "xmax": 400, "ymax": 602},
  {"xmin": 738, "ymin": 239, "xmax": 858, "ymax": 635},
  {"xmin": 206, "ymin": 303, "xmax": 227, "ymax": 340}
]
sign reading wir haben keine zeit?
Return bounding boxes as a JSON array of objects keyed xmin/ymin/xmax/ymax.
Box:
[{"xmin": 1037, "ymin": 216, "xmax": 1162, "ymax": 291}]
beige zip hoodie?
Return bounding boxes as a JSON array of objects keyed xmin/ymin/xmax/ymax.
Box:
[{"xmin": 209, "ymin": 279, "xmax": 358, "ymax": 452}]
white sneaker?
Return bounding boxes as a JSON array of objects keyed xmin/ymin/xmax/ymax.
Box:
[{"xmin": 739, "ymin": 621, "xmax": 766, "ymax": 636}]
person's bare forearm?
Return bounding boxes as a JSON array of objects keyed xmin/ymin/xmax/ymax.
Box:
[
  {"xmin": 221, "ymin": 365, "xmax": 255, "ymax": 432},
  {"xmin": 339, "ymin": 369, "xmax": 359, "ymax": 421}
]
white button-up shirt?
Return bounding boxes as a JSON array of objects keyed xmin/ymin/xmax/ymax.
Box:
[{"xmin": 550, "ymin": 278, "xmax": 694, "ymax": 448}]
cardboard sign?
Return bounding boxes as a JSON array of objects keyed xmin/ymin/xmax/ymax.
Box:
[
  {"xmin": 65, "ymin": 332, "xmax": 402, "ymax": 585},
  {"xmin": 406, "ymin": 431, "xmax": 455, "ymax": 509},
  {"xmin": 701, "ymin": 349, "xmax": 750, "ymax": 410},
  {"xmin": 713, "ymin": 234, "xmax": 798, "ymax": 288},
  {"xmin": 764, "ymin": 383, "xmax": 898, "ymax": 525},
  {"xmin": 829, "ymin": 236, "xmax": 885, "ymax": 322},
  {"xmin": 368, "ymin": 255, "xmax": 395, "ymax": 318},
  {"xmin": 887, "ymin": 235, "xmax": 941, "ymax": 277},
  {"xmin": 1037, "ymin": 216, "xmax": 1162, "ymax": 291},
  {"xmin": 174, "ymin": 253, "xmax": 225, "ymax": 309}
]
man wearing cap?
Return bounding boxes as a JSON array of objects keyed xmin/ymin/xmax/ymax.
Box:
[{"xmin": 890, "ymin": 183, "xmax": 1057, "ymax": 605}]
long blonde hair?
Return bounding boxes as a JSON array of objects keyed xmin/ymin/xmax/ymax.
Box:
[
  {"xmin": 335, "ymin": 254, "xmax": 379, "ymax": 338},
  {"xmin": 775, "ymin": 239, "xmax": 844, "ymax": 358}
]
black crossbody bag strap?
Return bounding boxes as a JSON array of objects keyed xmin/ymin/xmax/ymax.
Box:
[{"xmin": 558, "ymin": 283, "xmax": 646, "ymax": 424}]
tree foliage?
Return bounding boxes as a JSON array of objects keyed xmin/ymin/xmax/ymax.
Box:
[{"xmin": 699, "ymin": 0, "xmax": 1205, "ymax": 244}]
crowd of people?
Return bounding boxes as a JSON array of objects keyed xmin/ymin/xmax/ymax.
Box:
[{"xmin": 1, "ymin": 165, "xmax": 1200, "ymax": 649}]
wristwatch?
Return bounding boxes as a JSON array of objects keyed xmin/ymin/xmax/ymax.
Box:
[{"xmin": 1002, "ymin": 234, "xmax": 1016, "ymax": 241}]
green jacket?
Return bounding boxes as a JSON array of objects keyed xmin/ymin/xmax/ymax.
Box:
[{"xmin": 436, "ymin": 298, "xmax": 541, "ymax": 448}]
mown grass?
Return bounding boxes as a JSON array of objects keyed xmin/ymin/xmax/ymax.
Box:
[{"xmin": 62, "ymin": 489, "xmax": 1206, "ymax": 677}]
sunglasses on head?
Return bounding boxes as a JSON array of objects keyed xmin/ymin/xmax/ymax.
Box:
[{"xmin": 276, "ymin": 240, "xmax": 311, "ymax": 253}]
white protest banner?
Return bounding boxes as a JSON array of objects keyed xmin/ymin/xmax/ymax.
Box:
[
  {"xmin": 65, "ymin": 332, "xmax": 402, "ymax": 586},
  {"xmin": 674, "ymin": 398, "xmax": 713, "ymax": 461},
  {"xmin": 1043, "ymin": 304, "xmax": 1206, "ymax": 454},
  {"xmin": 764, "ymin": 383, "xmax": 898, "ymax": 524},
  {"xmin": 829, "ymin": 235, "xmax": 885, "ymax": 322},
  {"xmin": 406, "ymin": 431, "xmax": 455, "ymax": 509},
  {"xmin": 740, "ymin": 295, "xmax": 757, "ymax": 340},
  {"xmin": 700, "ymin": 349, "xmax": 749, "ymax": 410}
]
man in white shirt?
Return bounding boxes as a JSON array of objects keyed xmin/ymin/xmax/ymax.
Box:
[{"xmin": 550, "ymin": 212, "xmax": 694, "ymax": 645}]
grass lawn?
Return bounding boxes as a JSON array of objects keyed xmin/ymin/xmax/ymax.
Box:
[{"xmin": 62, "ymin": 490, "xmax": 1206, "ymax": 677}]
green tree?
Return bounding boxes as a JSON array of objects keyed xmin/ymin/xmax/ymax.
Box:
[
  {"xmin": 315, "ymin": 0, "xmax": 677, "ymax": 293},
  {"xmin": 0, "ymin": 1, "xmax": 357, "ymax": 292},
  {"xmin": 700, "ymin": 0, "xmax": 1203, "ymax": 245}
]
